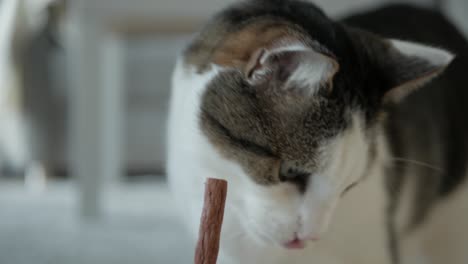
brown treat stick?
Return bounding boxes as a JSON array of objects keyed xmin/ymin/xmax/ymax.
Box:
[{"xmin": 194, "ymin": 178, "xmax": 228, "ymax": 264}]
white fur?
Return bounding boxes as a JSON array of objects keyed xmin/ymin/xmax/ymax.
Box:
[
  {"xmin": 167, "ymin": 58, "xmax": 392, "ymax": 263},
  {"xmin": 298, "ymin": 114, "xmax": 372, "ymax": 240},
  {"xmin": 250, "ymin": 42, "xmax": 336, "ymax": 96},
  {"xmin": 287, "ymin": 51, "xmax": 335, "ymax": 95},
  {"xmin": 390, "ymin": 39, "xmax": 455, "ymax": 68}
]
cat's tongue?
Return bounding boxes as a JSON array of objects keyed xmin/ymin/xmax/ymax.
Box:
[{"xmin": 284, "ymin": 238, "xmax": 306, "ymax": 250}]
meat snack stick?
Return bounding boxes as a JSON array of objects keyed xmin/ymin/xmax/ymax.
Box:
[{"xmin": 194, "ymin": 178, "xmax": 228, "ymax": 264}]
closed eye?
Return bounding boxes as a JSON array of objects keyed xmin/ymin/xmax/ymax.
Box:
[{"xmin": 202, "ymin": 110, "xmax": 276, "ymax": 158}]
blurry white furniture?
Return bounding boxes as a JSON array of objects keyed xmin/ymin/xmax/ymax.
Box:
[
  {"xmin": 65, "ymin": 0, "xmax": 196, "ymax": 220},
  {"xmin": 66, "ymin": 1, "xmax": 122, "ymax": 219}
]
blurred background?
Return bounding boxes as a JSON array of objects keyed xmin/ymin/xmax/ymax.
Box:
[{"xmin": 0, "ymin": 0, "xmax": 466, "ymax": 263}]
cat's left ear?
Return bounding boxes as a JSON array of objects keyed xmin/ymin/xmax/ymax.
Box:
[
  {"xmin": 243, "ymin": 42, "xmax": 339, "ymax": 95},
  {"xmin": 381, "ymin": 39, "xmax": 454, "ymax": 103}
]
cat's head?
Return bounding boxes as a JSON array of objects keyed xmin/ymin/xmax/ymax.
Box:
[{"xmin": 194, "ymin": 0, "xmax": 454, "ymax": 248}]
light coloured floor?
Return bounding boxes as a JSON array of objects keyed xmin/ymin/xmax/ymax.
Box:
[{"xmin": 0, "ymin": 179, "xmax": 193, "ymax": 264}]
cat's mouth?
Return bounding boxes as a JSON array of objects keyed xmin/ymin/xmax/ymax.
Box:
[
  {"xmin": 283, "ymin": 232, "xmax": 321, "ymax": 250},
  {"xmin": 246, "ymin": 223, "xmax": 306, "ymax": 249},
  {"xmin": 283, "ymin": 237, "xmax": 306, "ymax": 250},
  {"xmin": 249, "ymin": 225, "xmax": 317, "ymax": 250}
]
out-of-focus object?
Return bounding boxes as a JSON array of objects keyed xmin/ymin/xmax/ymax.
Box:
[
  {"xmin": 446, "ymin": 0, "xmax": 468, "ymax": 36},
  {"xmin": 24, "ymin": 161, "xmax": 47, "ymax": 193},
  {"xmin": 0, "ymin": 0, "xmax": 66, "ymax": 178},
  {"xmin": 0, "ymin": 0, "xmax": 35, "ymax": 176}
]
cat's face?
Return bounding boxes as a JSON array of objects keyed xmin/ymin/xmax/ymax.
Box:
[
  {"xmin": 199, "ymin": 44, "xmax": 370, "ymax": 246},
  {"xmin": 194, "ymin": 6, "xmax": 453, "ymax": 248},
  {"xmin": 200, "ymin": 75, "xmax": 369, "ymax": 245}
]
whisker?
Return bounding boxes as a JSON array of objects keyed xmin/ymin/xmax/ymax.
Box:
[
  {"xmin": 220, "ymin": 202, "xmax": 253, "ymax": 240},
  {"xmin": 389, "ymin": 157, "xmax": 444, "ymax": 173},
  {"xmin": 243, "ymin": 215, "xmax": 279, "ymax": 245},
  {"xmin": 222, "ymin": 230, "xmax": 247, "ymax": 242}
]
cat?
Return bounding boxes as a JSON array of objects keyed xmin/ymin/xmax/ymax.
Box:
[
  {"xmin": 0, "ymin": 0, "xmax": 64, "ymax": 177},
  {"xmin": 167, "ymin": 1, "xmax": 468, "ymax": 263}
]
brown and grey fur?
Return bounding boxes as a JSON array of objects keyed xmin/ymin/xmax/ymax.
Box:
[{"xmin": 182, "ymin": 1, "xmax": 468, "ymax": 263}]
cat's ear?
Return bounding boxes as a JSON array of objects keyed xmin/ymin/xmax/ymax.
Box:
[
  {"xmin": 244, "ymin": 42, "xmax": 339, "ymax": 95},
  {"xmin": 380, "ymin": 39, "xmax": 454, "ymax": 103}
]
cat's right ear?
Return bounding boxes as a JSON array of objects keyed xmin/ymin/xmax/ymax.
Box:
[
  {"xmin": 347, "ymin": 27, "xmax": 454, "ymax": 104},
  {"xmin": 379, "ymin": 39, "xmax": 454, "ymax": 104},
  {"xmin": 244, "ymin": 42, "xmax": 339, "ymax": 96}
]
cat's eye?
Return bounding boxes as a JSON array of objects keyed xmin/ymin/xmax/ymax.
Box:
[
  {"xmin": 279, "ymin": 168, "xmax": 310, "ymax": 182},
  {"xmin": 234, "ymin": 137, "xmax": 276, "ymax": 157},
  {"xmin": 279, "ymin": 163, "xmax": 310, "ymax": 192},
  {"xmin": 202, "ymin": 110, "xmax": 276, "ymax": 157}
]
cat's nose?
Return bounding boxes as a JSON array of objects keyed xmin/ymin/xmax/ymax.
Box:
[{"xmin": 279, "ymin": 162, "xmax": 310, "ymax": 192}]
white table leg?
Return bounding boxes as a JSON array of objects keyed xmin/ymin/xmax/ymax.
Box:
[
  {"xmin": 66, "ymin": 17, "xmax": 103, "ymax": 220},
  {"xmin": 65, "ymin": 14, "xmax": 124, "ymax": 220},
  {"xmin": 101, "ymin": 34, "xmax": 125, "ymax": 185}
]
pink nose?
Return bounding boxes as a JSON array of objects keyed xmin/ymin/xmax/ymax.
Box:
[{"xmin": 284, "ymin": 238, "xmax": 306, "ymax": 249}]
